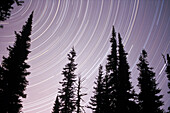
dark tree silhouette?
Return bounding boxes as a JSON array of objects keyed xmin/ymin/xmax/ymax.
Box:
[
  {"xmin": 52, "ymin": 96, "xmax": 60, "ymax": 113},
  {"xmin": 58, "ymin": 48, "xmax": 77, "ymax": 113},
  {"xmin": 76, "ymin": 76, "xmax": 87, "ymax": 113},
  {"xmin": 116, "ymin": 33, "xmax": 136, "ymax": 113},
  {"xmin": 0, "ymin": 12, "xmax": 33, "ymax": 113},
  {"xmin": 0, "ymin": 0, "xmax": 24, "ymax": 28},
  {"xmin": 137, "ymin": 50, "xmax": 164, "ymax": 113},
  {"xmin": 89, "ymin": 65, "xmax": 104, "ymax": 113},
  {"xmin": 105, "ymin": 26, "xmax": 118, "ymax": 112}
]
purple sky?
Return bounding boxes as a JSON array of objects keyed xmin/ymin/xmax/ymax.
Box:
[{"xmin": 0, "ymin": 0, "xmax": 170, "ymax": 113}]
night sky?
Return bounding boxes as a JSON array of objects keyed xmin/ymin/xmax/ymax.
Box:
[{"xmin": 0, "ymin": 0, "xmax": 170, "ymax": 113}]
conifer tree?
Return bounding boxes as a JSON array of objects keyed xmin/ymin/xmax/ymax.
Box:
[
  {"xmin": 89, "ymin": 65, "xmax": 104, "ymax": 113},
  {"xmin": 105, "ymin": 26, "xmax": 118, "ymax": 112},
  {"xmin": 58, "ymin": 48, "xmax": 77, "ymax": 113},
  {"xmin": 52, "ymin": 96, "xmax": 60, "ymax": 113},
  {"xmin": 116, "ymin": 33, "xmax": 135, "ymax": 113},
  {"xmin": 137, "ymin": 50, "xmax": 164, "ymax": 113},
  {"xmin": 106, "ymin": 26, "xmax": 117, "ymax": 75},
  {"xmin": 0, "ymin": 12, "xmax": 33, "ymax": 112},
  {"xmin": 76, "ymin": 76, "xmax": 87, "ymax": 113}
]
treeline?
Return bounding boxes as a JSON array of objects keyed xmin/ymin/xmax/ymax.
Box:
[
  {"xmin": 52, "ymin": 27, "xmax": 170, "ymax": 113},
  {"xmin": 0, "ymin": 12, "xmax": 169, "ymax": 113}
]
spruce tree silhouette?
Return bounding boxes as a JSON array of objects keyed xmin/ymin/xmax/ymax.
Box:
[
  {"xmin": 89, "ymin": 65, "xmax": 105, "ymax": 113},
  {"xmin": 105, "ymin": 26, "xmax": 118, "ymax": 112},
  {"xmin": 58, "ymin": 48, "xmax": 77, "ymax": 113},
  {"xmin": 0, "ymin": 0, "xmax": 24, "ymax": 28},
  {"xmin": 52, "ymin": 96, "xmax": 60, "ymax": 113},
  {"xmin": 0, "ymin": 11, "xmax": 33, "ymax": 113},
  {"xmin": 76, "ymin": 76, "xmax": 87, "ymax": 113},
  {"xmin": 137, "ymin": 50, "xmax": 164, "ymax": 113},
  {"xmin": 116, "ymin": 33, "xmax": 137, "ymax": 113}
]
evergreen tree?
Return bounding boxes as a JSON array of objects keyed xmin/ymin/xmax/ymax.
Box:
[
  {"xmin": 0, "ymin": 0, "xmax": 24, "ymax": 28},
  {"xmin": 89, "ymin": 65, "xmax": 104, "ymax": 113},
  {"xmin": 0, "ymin": 12, "xmax": 33, "ymax": 113},
  {"xmin": 58, "ymin": 48, "xmax": 77, "ymax": 113},
  {"xmin": 106, "ymin": 26, "xmax": 117, "ymax": 75},
  {"xmin": 116, "ymin": 33, "xmax": 136, "ymax": 113},
  {"xmin": 52, "ymin": 96, "xmax": 60, "ymax": 113},
  {"xmin": 76, "ymin": 76, "xmax": 87, "ymax": 113},
  {"xmin": 105, "ymin": 26, "xmax": 118, "ymax": 112},
  {"xmin": 137, "ymin": 50, "xmax": 164, "ymax": 113}
]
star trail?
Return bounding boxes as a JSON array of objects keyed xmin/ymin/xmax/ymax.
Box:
[{"xmin": 0, "ymin": 0, "xmax": 169, "ymax": 113}]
